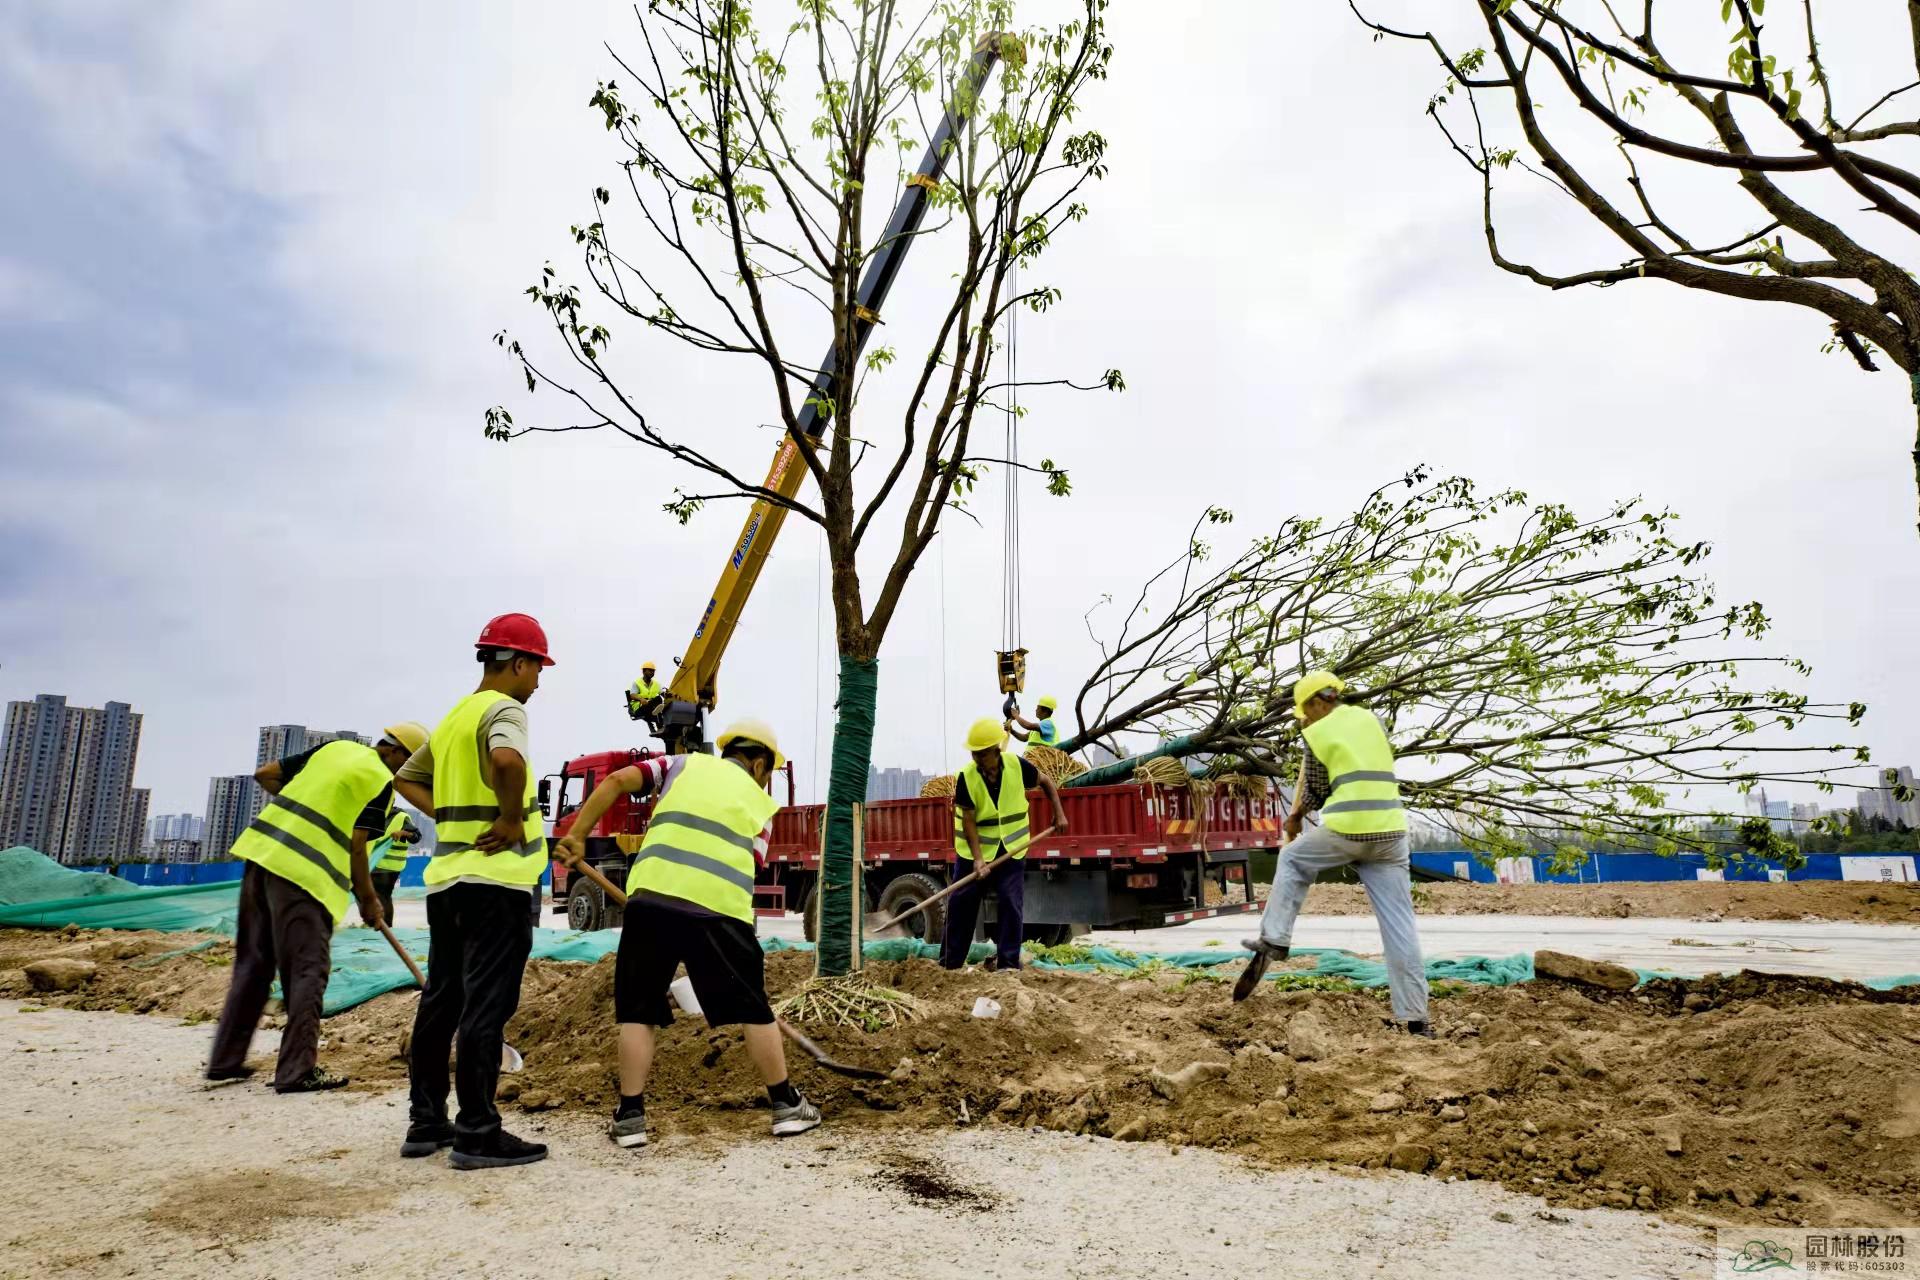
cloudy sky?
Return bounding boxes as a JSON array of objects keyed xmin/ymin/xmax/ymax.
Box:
[{"xmin": 4, "ymin": 1, "xmax": 1917, "ymax": 819}]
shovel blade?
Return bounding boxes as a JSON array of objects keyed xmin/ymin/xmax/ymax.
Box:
[{"xmin": 863, "ymin": 911, "xmax": 913, "ymax": 940}]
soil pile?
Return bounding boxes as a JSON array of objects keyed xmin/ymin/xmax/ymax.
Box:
[
  {"xmin": 1300, "ymin": 879, "xmax": 1920, "ymax": 925},
  {"xmin": 8, "ymin": 926, "xmax": 1918, "ymax": 1228}
]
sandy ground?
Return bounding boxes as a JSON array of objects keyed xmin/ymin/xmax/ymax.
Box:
[
  {"xmin": 1, "ymin": 999, "xmax": 1718, "ymax": 1280},
  {"xmin": 1296, "ymin": 880, "xmax": 1920, "ymax": 926}
]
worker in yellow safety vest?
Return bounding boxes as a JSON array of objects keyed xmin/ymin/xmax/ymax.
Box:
[
  {"xmin": 627, "ymin": 661, "xmax": 665, "ymax": 727},
  {"xmin": 555, "ymin": 719, "xmax": 822, "ymax": 1150},
  {"xmin": 205, "ymin": 722, "xmax": 426, "ymax": 1092},
  {"xmin": 1005, "ymin": 695, "xmax": 1062, "ymax": 750},
  {"xmin": 1235, "ymin": 671, "xmax": 1431, "ymax": 1036},
  {"xmin": 941, "ymin": 718, "xmax": 1070, "ymax": 972},
  {"xmin": 368, "ymin": 807, "xmax": 421, "ymax": 923},
  {"xmin": 392, "ymin": 612, "xmax": 555, "ymax": 1169}
]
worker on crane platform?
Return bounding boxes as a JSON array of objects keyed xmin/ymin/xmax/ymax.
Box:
[
  {"xmin": 1005, "ymin": 695, "xmax": 1061, "ymax": 750},
  {"xmin": 626, "ymin": 661, "xmax": 665, "ymax": 727},
  {"xmin": 1235, "ymin": 671, "xmax": 1431, "ymax": 1036},
  {"xmin": 554, "ymin": 718, "xmax": 823, "ymax": 1149},
  {"xmin": 393, "ymin": 613, "xmax": 555, "ymax": 1169},
  {"xmin": 205, "ymin": 721, "xmax": 425, "ymax": 1092},
  {"xmin": 942, "ymin": 718, "xmax": 1070, "ymax": 971}
]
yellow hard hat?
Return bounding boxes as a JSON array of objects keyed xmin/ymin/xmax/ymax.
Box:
[
  {"xmin": 715, "ymin": 718, "xmax": 784, "ymax": 768},
  {"xmin": 1291, "ymin": 671, "xmax": 1345, "ymax": 717},
  {"xmin": 1036, "ymin": 695, "xmax": 1058, "ymax": 714},
  {"xmin": 380, "ymin": 721, "xmax": 430, "ymax": 756},
  {"xmin": 642, "ymin": 660, "xmax": 658, "ymax": 672},
  {"xmin": 966, "ymin": 717, "xmax": 1007, "ymax": 752}
]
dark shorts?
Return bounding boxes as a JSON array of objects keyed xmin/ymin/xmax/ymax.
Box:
[{"xmin": 614, "ymin": 898, "xmax": 773, "ymax": 1028}]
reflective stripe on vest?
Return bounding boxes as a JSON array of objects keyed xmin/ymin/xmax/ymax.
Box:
[
  {"xmin": 627, "ymin": 754, "xmax": 779, "ymax": 922},
  {"xmin": 230, "ymin": 740, "xmax": 390, "ymax": 922},
  {"xmin": 371, "ymin": 807, "xmax": 408, "ymax": 872},
  {"xmin": 1302, "ymin": 703, "xmax": 1407, "ymax": 835},
  {"xmin": 952, "ymin": 750, "xmax": 1032, "ymax": 860},
  {"xmin": 422, "ymin": 690, "xmax": 547, "ymax": 888}
]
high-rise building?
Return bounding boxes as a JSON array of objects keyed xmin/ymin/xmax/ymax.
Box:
[
  {"xmin": 152, "ymin": 837, "xmax": 203, "ymax": 863},
  {"xmin": 0, "ymin": 694, "xmax": 145, "ymax": 863},
  {"xmin": 256, "ymin": 724, "xmax": 367, "ymax": 768},
  {"xmin": 1856, "ymin": 766, "xmax": 1918, "ymax": 828},
  {"xmin": 123, "ymin": 787, "xmax": 151, "ymax": 857},
  {"xmin": 204, "ymin": 774, "xmax": 258, "ymax": 861},
  {"xmin": 148, "ymin": 813, "xmax": 206, "ymax": 844},
  {"xmin": 866, "ymin": 765, "xmax": 929, "ymax": 802}
]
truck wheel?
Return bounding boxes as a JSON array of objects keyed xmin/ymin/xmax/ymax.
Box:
[
  {"xmin": 875, "ymin": 873, "xmax": 947, "ymax": 946},
  {"xmin": 1022, "ymin": 922, "xmax": 1072, "ymax": 948},
  {"xmin": 567, "ymin": 881, "xmax": 605, "ymax": 932},
  {"xmin": 803, "ymin": 882, "xmax": 872, "ymax": 943}
]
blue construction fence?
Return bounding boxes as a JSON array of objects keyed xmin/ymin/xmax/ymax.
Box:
[
  {"xmin": 69, "ymin": 855, "xmax": 550, "ymax": 890},
  {"xmin": 1409, "ymin": 850, "xmax": 1916, "ymax": 884}
]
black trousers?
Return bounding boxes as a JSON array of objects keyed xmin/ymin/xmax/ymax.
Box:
[
  {"xmin": 208, "ymin": 861, "xmax": 334, "ymax": 1088},
  {"xmin": 939, "ymin": 856, "xmax": 1026, "ymax": 970},
  {"xmin": 408, "ymin": 882, "xmax": 533, "ymax": 1140},
  {"xmin": 370, "ymin": 870, "xmax": 400, "ymax": 923}
]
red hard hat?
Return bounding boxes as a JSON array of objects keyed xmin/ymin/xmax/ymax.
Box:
[{"xmin": 475, "ymin": 613, "xmax": 556, "ymax": 666}]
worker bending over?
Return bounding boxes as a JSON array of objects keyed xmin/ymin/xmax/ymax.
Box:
[
  {"xmin": 1237, "ymin": 672, "xmax": 1431, "ymax": 1036},
  {"xmin": 627, "ymin": 661, "xmax": 665, "ymax": 727},
  {"xmin": 394, "ymin": 614, "xmax": 554, "ymax": 1169},
  {"xmin": 206, "ymin": 723, "xmax": 423, "ymax": 1091},
  {"xmin": 1005, "ymin": 695, "xmax": 1060, "ymax": 749},
  {"xmin": 554, "ymin": 720, "xmax": 821, "ymax": 1149},
  {"xmin": 942, "ymin": 718, "xmax": 1069, "ymax": 971},
  {"xmin": 368, "ymin": 808, "xmax": 421, "ymax": 923}
]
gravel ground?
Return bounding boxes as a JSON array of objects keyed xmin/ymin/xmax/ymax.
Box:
[{"xmin": 2, "ymin": 999, "xmax": 1717, "ymax": 1280}]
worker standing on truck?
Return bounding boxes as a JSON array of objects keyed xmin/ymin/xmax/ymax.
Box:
[
  {"xmin": 392, "ymin": 614, "xmax": 555, "ymax": 1169},
  {"xmin": 1235, "ymin": 672, "xmax": 1431, "ymax": 1036},
  {"xmin": 627, "ymin": 661, "xmax": 665, "ymax": 727},
  {"xmin": 1005, "ymin": 695, "xmax": 1061, "ymax": 750},
  {"xmin": 942, "ymin": 718, "xmax": 1070, "ymax": 972},
  {"xmin": 205, "ymin": 724, "xmax": 421, "ymax": 1091},
  {"xmin": 552, "ymin": 719, "xmax": 823, "ymax": 1150},
  {"xmin": 368, "ymin": 807, "xmax": 422, "ymax": 924}
]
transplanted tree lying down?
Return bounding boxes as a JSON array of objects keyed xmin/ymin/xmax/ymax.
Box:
[
  {"xmin": 1350, "ymin": 1, "xmax": 1920, "ymax": 537},
  {"xmin": 1063, "ymin": 469, "xmax": 1870, "ymax": 863},
  {"xmin": 485, "ymin": 0, "xmax": 1118, "ymax": 992}
]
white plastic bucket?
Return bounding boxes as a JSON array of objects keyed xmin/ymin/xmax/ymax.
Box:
[{"xmin": 670, "ymin": 975, "xmax": 703, "ymax": 1015}]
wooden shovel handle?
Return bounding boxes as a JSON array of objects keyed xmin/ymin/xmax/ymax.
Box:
[
  {"xmin": 866, "ymin": 826, "xmax": 1055, "ymax": 935},
  {"xmin": 375, "ymin": 920, "xmax": 427, "ymax": 989}
]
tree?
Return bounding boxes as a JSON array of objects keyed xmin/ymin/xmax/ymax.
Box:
[
  {"xmin": 1064, "ymin": 468, "xmax": 1870, "ymax": 862},
  {"xmin": 1350, "ymin": 0, "xmax": 1920, "ymax": 536},
  {"xmin": 486, "ymin": 0, "xmax": 1117, "ymax": 986}
]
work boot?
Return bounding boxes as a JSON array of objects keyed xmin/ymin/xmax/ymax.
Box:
[
  {"xmin": 1233, "ymin": 938, "xmax": 1288, "ymax": 1003},
  {"xmin": 449, "ymin": 1128, "xmax": 549, "ymax": 1170},
  {"xmin": 400, "ymin": 1120, "xmax": 456, "ymax": 1158},
  {"xmin": 204, "ymin": 1065, "xmax": 256, "ymax": 1083},
  {"xmin": 608, "ymin": 1108, "xmax": 648, "ymax": 1150},
  {"xmin": 275, "ymin": 1067, "xmax": 349, "ymax": 1094},
  {"xmin": 1405, "ymin": 1020, "xmax": 1437, "ymax": 1040},
  {"xmin": 770, "ymin": 1095, "xmax": 822, "ymax": 1137}
]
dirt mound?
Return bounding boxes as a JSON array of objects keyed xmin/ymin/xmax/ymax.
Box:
[
  {"xmin": 8, "ymin": 927, "xmax": 1919, "ymax": 1227},
  {"xmin": 1302, "ymin": 879, "xmax": 1920, "ymax": 925},
  {"xmin": 0, "ymin": 928, "xmax": 235, "ymax": 1020}
]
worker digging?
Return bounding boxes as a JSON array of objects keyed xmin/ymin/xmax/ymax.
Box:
[
  {"xmin": 368, "ymin": 807, "xmax": 421, "ymax": 925},
  {"xmin": 940, "ymin": 718, "xmax": 1071, "ymax": 972},
  {"xmin": 391, "ymin": 613, "xmax": 556, "ymax": 1169},
  {"xmin": 205, "ymin": 722, "xmax": 424, "ymax": 1091},
  {"xmin": 1236, "ymin": 671, "xmax": 1432, "ymax": 1036},
  {"xmin": 554, "ymin": 718, "xmax": 820, "ymax": 1147}
]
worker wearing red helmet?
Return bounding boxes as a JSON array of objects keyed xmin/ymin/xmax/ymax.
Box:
[{"xmin": 392, "ymin": 612, "xmax": 556, "ymax": 1169}]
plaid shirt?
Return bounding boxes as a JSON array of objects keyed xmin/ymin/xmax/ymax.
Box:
[{"xmin": 1298, "ymin": 742, "xmax": 1404, "ymax": 843}]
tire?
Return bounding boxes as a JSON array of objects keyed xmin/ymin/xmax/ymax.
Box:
[
  {"xmin": 874, "ymin": 872, "xmax": 947, "ymax": 946},
  {"xmin": 804, "ymin": 880, "xmax": 875, "ymax": 943},
  {"xmin": 1022, "ymin": 922, "xmax": 1072, "ymax": 948},
  {"xmin": 566, "ymin": 880, "xmax": 605, "ymax": 932}
]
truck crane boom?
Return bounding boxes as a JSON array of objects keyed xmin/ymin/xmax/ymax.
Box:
[{"xmin": 652, "ymin": 32, "xmax": 1018, "ymax": 755}]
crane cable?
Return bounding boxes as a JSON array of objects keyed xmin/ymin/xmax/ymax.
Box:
[{"xmin": 1000, "ymin": 255, "xmax": 1022, "ymax": 656}]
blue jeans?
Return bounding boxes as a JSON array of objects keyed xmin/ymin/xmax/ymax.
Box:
[
  {"xmin": 939, "ymin": 856, "xmax": 1025, "ymax": 970},
  {"xmin": 1257, "ymin": 826, "xmax": 1429, "ymax": 1022}
]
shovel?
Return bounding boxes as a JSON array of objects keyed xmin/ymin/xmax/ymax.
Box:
[
  {"xmin": 375, "ymin": 918, "xmax": 524, "ymax": 1074},
  {"xmin": 864, "ymin": 827, "xmax": 1055, "ymax": 941},
  {"xmin": 568, "ymin": 859, "xmax": 886, "ymax": 1081}
]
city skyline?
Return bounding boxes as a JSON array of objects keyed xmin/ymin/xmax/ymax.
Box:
[{"xmin": 0, "ymin": 694, "xmax": 146, "ymax": 864}]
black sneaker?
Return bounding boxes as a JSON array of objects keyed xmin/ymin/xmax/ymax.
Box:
[
  {"xmin": 204, "ymin": 1065, "xmax": 256, "ymax": 1083},
  {"xmin": 275, "ymin": 1067, "xmax": 349, "ymax": 1093},
  {"xmin": 1404, "ymin": 1020, "xmax": 1437, "ymax": 1040},
  {"xmin": 1233, "ymin": 938, "xmax": 1289, "ymax": 1003},
  {"xmin": 449, "ymin": 1128, "xmax": 549, "ymax": 1170},
  {"xmin": 401, "ymin": 1121, "xmax": 456, "ymax": 1158}
]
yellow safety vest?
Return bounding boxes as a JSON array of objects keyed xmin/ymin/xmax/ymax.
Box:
[
  {"xmin": 627, "ymin": 753, "xmax": 778, "ymax": 923},
  {"xmin": 953, "ymin": 750, "xmax": 1033, "ymax": 860},
  {"xmin": 1302, "ymin": 703, "xmax": 1407, "ymax": 835},
  {"xmin": 231, "ymin": 740, "xmax": 390, "ymax": 923},
  {"xmin": 422, "ymin": 690, "xmax": 547, "ymax": 889},
  {"xmin": 370, "ymin": 808, "xmax": 409, "ymax": 873},
  {"xmin": 630, "ymin": 678, "xmax": 663, "ymax": 701}
]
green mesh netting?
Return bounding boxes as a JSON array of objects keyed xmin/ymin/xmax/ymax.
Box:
[
  {"xmin": 0, "ymin": 847, "xmax": 241, "ymax": 931},
  {"xmin": 815, "ymin": 654, "xmax": 877, "ymax": 978}
]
